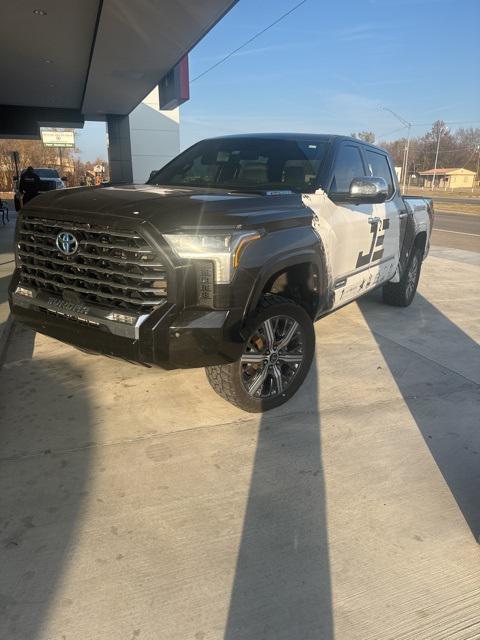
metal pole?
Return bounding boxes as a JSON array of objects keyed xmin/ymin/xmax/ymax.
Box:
[
  {"xmin": 431, "ymin": 129, "xmax": 442, "ymax": 191},
  {"xmin": 12, "ymin": 151, "xmax": 19, "ymax": 178},
  {"xmin": 475, "ymin": 145, "xmax": 480, "ymax": 193},
  {"xmin": 402, "ymin": 124, "xmax": 411, "ymax": 194},
  {"xmin": 401, "ymin": 143, "xmax": 407, "ymax": 190},
  {"xmin": 381, "ymin": 107, "xmax": 412, "ymax": 193}
]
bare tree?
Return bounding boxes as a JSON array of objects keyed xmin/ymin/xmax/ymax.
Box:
[
  {"xmin": 379, "ymin": 122, "xmax": 480, "ymax": 176},
  {"xmin": 351, "ymin": 131, "xmax": 376, "ymax": 144},
  {"xmin": 0, "ymin": 139, "xmax": 106, "ymax": 191}
]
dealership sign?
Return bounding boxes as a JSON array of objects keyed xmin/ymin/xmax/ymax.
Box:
[{"xmin": 41, "ymin": 130, "xmax": 75, "ymax": 148}]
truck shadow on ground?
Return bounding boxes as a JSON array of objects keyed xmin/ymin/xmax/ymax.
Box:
[
  {"xmin": 359, "ymin": 291, "xmax": 480, "ymax": 541},
  {"xmin": 0, "ymin": 350, "xmax": 92, "ymax": 640},
  {"xmin": 2, "ymin": 322, "xmax": 36, "ymax": 363},
  {"xmin": 224, "ymin": 359, "xmax": 334, "ymax": 639},
  {"xmin": 0, "ymin": 273, "xmax": 12, "ymax": 306}
]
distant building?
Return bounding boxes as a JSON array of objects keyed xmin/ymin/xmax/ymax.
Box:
[{"xmin": 418, "ymin": 167, "xmax": 476, "ymax": 189}]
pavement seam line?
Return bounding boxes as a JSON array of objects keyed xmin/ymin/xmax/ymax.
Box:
[
  {"xmin": 370, "ymin": 328, "xmax": 480, "ymax": 387},
  {"xmin": 2, "ymin": 381, "xmax": 476, "ymax": 464},
  {"xmin": 0, "ymin": 408, "xmax": 320, "ymax": 463}
]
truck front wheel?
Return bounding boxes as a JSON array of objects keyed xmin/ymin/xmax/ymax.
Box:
[
  {"xmin": 382, "ymin": 245, "xmax": 422, "ymax": 307},
  {"xmin": 205, "ymin": 294, "xmax": 315, "ymax": 412}
]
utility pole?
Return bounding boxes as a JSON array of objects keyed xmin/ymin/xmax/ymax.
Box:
[
  {"xmin": 382, "ymin": 107, "xmax": 412, "ymax": 193},
  {"xmin": 475, "ymin": 145, "xmax": 480, "ymax": 192},
  {"xmin": 431, "ymin": 125, "xmax": 448, "ymax": 191}
]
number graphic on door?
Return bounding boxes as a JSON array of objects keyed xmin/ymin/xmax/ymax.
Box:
[{"xmin": 356, "ymin": 218, "xmax": 389, "ymax": 268}]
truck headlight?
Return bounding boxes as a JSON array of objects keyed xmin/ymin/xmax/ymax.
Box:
[{"xmin": 163, "ymin": 231, "xmax": 260, "ymax": 284}]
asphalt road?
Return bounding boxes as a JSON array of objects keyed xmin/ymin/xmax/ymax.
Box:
[
  {"xmin": 432, "ymin": 210, "xmax": 480, "ymax": 252},
  {"xmin": 430, "ymin": 196, "xmax": 480, "ymax": 205}
]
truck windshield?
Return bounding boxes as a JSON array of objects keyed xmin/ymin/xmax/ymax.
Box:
[
  {"xmin": 35, "ymin": 169, "xmax": 59, "ymax": 178},
  {"xmin": 149, "ymin": 137, "xmax": 328, "ymax": 193}
]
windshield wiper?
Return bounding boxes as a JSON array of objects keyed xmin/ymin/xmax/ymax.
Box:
[{"xmin": 227, "ymin": 188, "xmax": 297, "ymax": 196}]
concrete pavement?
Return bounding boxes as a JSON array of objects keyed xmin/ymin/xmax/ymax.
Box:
[{"xmin": 1, "ymin": 245, "xmax": 479, "ymax": 640}]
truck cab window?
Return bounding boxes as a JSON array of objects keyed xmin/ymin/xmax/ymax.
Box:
[
  {"xmin": 150, "ymin": 138, "xmax": 328, "ymax": 193},
  {"xmin": 365, "ymin": 150, "xmax": 394, "ymax": 197},
  {"xmin": 330, "ymin": 145, "xmax": 365, "ymax": 193}
]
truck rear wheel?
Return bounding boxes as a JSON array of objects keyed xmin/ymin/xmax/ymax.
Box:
[
  {"xmin": 205, "ymin": 294, "xmax": 315, "ymax": 412},
  {"xmin": 382, "ymin": 245, "xmax": 422, "ymax": 307}
]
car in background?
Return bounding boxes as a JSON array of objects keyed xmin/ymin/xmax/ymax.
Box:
[{"xmin": 14, "ymin": 168, "xmax": 67, "ymax": 211}]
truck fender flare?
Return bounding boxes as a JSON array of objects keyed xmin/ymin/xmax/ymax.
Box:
[
  {"xmin": 242, "ymin": 241, "xmax": 330, "ymax": 323},
  {"xmin": 396, "ymin": 215, "xmax": 428, "ymax": 282}
]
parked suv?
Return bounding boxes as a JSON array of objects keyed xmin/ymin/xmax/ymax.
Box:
[
  {"xmin": 9, "ymin": 134, "xmax": 433, "ymax": 411},
  {"xmin": 14, "ymin": 167, "xmax": 66, "ymax": 211}
]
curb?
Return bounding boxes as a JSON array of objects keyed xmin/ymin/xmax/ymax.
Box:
[{"xmin": 0, "ymin": 313, "xmax": 14, "ymax": 368}]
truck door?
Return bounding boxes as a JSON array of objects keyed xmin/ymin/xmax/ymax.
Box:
[
  {"xmin": 362, "ymin": 148, "xmax": 400, "ymax": 288},
  {"xmin": 325, "ymin": 142, "xmax": 384, "ymax": 307}
]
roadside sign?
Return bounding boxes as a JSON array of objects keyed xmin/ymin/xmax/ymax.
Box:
[{"xmin": 41, "ymin": 130, "xmax": 75, "ymax": 148}]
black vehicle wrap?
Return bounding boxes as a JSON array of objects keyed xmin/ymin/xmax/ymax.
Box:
[{"xmin": 8, "ymin": 135, "xmax": 432, "ymax": 369}]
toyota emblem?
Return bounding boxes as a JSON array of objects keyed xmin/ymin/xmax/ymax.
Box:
[{"xmin": 56, "ymin": 231, "xmax": 79, "ymax": 256}]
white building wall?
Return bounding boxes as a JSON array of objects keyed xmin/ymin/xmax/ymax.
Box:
[{"xmin": 129, "ymin": 88, "xmax": 180, "ymax": 183}]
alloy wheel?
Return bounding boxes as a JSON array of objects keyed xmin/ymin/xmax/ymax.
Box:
[
  {"xmin": 406, "ymin": 254, "xmax": 419, "ymax": 299},
  {"xmin": 240, "ymin": 315, "xmax": 305, "ymax": 398}
]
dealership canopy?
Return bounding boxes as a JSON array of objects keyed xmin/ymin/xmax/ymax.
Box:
[{"xmin": 0, "ymin": 0, "xmax": 237, "ymax": 139}]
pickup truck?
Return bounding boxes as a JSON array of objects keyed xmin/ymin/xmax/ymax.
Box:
[
  {"xmin": 14, "ymin": 167, "xmax": 67, "ymax": 211},
  {"xmin": 9, "ymin": 134, "xmax": 433, "ymax": 412}
]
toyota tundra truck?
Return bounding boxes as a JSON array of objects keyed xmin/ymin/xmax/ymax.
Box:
[{"xmin": 9, "ymin": 134, "xmax": 433, "ymax": 412}]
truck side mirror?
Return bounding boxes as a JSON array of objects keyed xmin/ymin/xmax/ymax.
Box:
[{"xmin": 349, "ymin": 177, "xmax": 388, "ymax": 204}]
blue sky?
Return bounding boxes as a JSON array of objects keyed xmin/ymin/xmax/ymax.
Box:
[{"xmin": 77, "ymin": 0, "xmax": 480, "ymax": 160}]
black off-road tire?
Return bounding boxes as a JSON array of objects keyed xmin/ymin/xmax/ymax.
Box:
[
  {"xmin": 205, "ymin": 294, "xmax": 315, "ymax": 412},
  {"xmin": 382, "ymin": 245, "xmax": 423, "ymax": 307}
]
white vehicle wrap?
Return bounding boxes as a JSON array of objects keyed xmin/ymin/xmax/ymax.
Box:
[{"xmin": 303, "ymin": 189, "xmax": 431, "ymax": 309}]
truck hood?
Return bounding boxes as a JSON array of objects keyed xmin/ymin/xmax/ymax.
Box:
[{"xmin": 29, "ymin": 184, "xmax": 310, "ymax": 232}]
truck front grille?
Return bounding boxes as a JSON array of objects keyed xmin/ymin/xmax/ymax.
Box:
[{"xmin": 17, "ymin": 216, "xmax": 168, "ymax": 313}]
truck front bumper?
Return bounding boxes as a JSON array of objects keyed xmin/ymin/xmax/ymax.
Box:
[{"xmin": 9, "ymin": 279, "xmax": 245, "ymax": 369}]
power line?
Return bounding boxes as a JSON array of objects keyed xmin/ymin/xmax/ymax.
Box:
[
  {"xmin": 461, "ymin": 145, "xmax": 480, "ymax": 169},
  {"xmin": 191, "ymin": 0, "xmax": 309, "ymax": 83},
  {"xmin": 412, "ymin": 120, "xmax": 480, "ymax": 126},
  {"xmin": 377, "ymin": 125, "xmax": 410, "ymax": 139},
  {"xmin": 378, "ymin": 122, "xmax": 480, "ymax": 141},
  {"xmin": 428, "ymin": 146, "xmax": 480, "ymax": 153}
]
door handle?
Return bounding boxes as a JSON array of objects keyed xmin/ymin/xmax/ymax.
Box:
[
  {"xmin": 368, "ymin": 216, "xmax": 381, "ymax": 224},
  {"xmin": 399, "ymin": 212, "xmax": 408, "ymax": 219}
]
